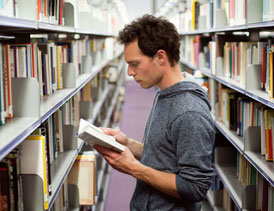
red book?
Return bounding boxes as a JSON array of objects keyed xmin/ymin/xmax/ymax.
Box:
[
  {"xmin": 196, "ymin": 35, "xmax": 200, "ymax": 67},
  {"xmin": 59, "ymin": 0, "xmax": 63, "ymax": 25},
  {"xmin": 37, "ymin": 0, "xmax": 41, "ymax": 20},
  {"xmin": 44, "ymin": 0, "xmax": 47, "ymax": 19}
]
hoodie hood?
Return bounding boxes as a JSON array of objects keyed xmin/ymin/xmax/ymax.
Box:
[{"xmin": 158, "ymin": 72, "xmax": 211, "ymax": 111}]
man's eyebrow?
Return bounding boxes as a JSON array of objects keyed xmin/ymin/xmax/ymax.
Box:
[{"xmin": 127, "ymin": 60, "xmax": 139, "ymax": 64}]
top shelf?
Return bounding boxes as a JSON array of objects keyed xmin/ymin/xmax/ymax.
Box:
[
  {"xmin": 180, "ymin": 21, "xmax": 274, "ymax": 36},
  {"xmin": 0, "ymin": 16, "xmax": 116, "ymax": 36}
]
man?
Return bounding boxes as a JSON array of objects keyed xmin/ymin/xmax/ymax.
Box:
[{"xmin": 94, "ymin": 14, "xmax": 215, "ymax": 211}]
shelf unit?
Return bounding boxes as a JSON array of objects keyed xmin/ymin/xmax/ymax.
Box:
[
  {"xmin": 176, "ymin": 1, "xmax": 274, "ymax": 209},
  {"xmin": 0, "ymin": 6, "xmax": 126, "ymax": 209}
]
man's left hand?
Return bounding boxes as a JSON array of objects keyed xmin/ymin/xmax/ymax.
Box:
[{"xmin": 93, "ymin": 145, "xmax": 139, "ymax": 175}]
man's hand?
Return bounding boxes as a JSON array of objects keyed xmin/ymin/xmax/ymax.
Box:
[
  {"xmin": 93, "ymin": 145, "xmax": 139, "ymax": 175},
  {"xmin": 93, "ymin": 145, "xmax": 181, "ymax": 199},
  {"xmin": 100, "ymin": 128, "xmax": 129, "ymax": 146},
  {"xmin": 100, "ymin": 128, "xmax": 143, "ymax": 159}
]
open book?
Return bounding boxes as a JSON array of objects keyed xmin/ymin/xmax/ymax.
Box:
[{"xmin": 77, "ymin": 119, "xmax": 125, "ymax": 152}]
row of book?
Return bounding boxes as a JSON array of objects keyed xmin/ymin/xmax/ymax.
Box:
[
  {"xmin": 179, "ymin": 0, "xmax": 274, "ymax": 32},
  {"xmin": 0, "ymin": 143, "xmax": 98, "ymax": 210},
  {"xmin": 0, "ymin": 148, "xmax": 24, "ymax": 211},
  {"xmin": 0, "ymin": 61, "xmax": 125, "ymax": 210},
  {"xmin": 0, "ymin": 0, "xmax": 64, "ymax": 25},
  {"xmin": 0, "ymin": 134, "xmax": 52, "ymax": 210},
  {"xmin": 181, "ymin": 35, "xmax": 274, "ymax": 98},
  {"xmin": 237, "ymin": 152, "xmax": 257, "ymax": 186},
  {"xmin": 0, "ymin": 0, "xmax": 126, "ymax": 35},
  {"xmin": 210, "ymin": 81, "xmax": 274, "ymax": 161},
  {"xmin": 0, "ymin": 37, "xmax": 110, "ymax": 126}
]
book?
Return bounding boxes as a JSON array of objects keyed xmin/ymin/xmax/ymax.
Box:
[
  {"xmin": 77, "ymin": 118, "xmax": 125, "ymax": 152},
  {"xmin": 67, "ymin": 152, "xmax": 96, "ymax": 205},
  {"xmin": 19, "ymin": 135, "xmax": 49, "ymax": 210}
]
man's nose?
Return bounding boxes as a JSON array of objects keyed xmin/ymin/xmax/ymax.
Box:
[{"xmin": 127, "ymin": 66, "xmax": 135, "ymax": 76}]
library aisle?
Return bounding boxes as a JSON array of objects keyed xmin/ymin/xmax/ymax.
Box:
[{"xmin": 104, "ymin": 79, "xmax": 155, "ymax": 211}]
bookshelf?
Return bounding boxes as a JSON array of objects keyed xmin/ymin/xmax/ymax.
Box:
[
  {"xmin": 179, "ymin": 58, "xmax": 274, "ymax": 186},
  {"xmin": 0, "ymin": 0, "xmax": 127, "ymax": 210},
  {"xmin": 158, "ymin": 0, "xmax": 274, "ymax": 210}
]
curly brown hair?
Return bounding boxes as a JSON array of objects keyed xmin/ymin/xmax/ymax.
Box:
[{"xmin": 117, "ymin": 14, "xmax": 180, "ymax": 66}]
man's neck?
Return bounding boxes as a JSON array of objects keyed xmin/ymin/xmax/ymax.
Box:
[{"xmin": 157, "ymin": 64, "xmax": 184, "ymax": 91}]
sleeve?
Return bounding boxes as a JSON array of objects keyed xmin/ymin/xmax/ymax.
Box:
[{"xmin": 170, "ymin": 111, "xmax": 215, "ymax": 202}]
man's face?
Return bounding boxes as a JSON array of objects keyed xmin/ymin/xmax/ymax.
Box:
[{"xmin": 124, "ymin": 40, "xmax": 163, "ymax": 89}]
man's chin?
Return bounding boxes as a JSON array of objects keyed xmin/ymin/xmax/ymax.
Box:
[{"xmin": 140, "ymin": 83, "xmax": 153, "ymax": 89}]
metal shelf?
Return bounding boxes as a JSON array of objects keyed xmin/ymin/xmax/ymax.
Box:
[
  {"xmin": 180, "ymin": 20, "xmax": 274, "ymax": 36},
  {"xmin": 0, "ymin": 15, "xmax": 116, "ymax": 36},
  {"xmin": 214, "ymin": 164, "xmax": 242, "ymax": 210},
  {"xmin": 0, "ymin": 117, "xmax": 40, "ymax": 160}
]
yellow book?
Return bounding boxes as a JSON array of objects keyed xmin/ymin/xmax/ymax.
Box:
[
  {"xmin": 83, "ymin": 81, "xmax": 91, "ymax": 102},
  {"xmin": 56, "ymin": 45, "xmax": 63, "ymax": 89},
  {"xmin": 191, "ymin": 1, "xmax": 199, "ymax": 31},
  {"xmin": 20, "ymin": 135, "xmax": 49, "ymax": 210}
]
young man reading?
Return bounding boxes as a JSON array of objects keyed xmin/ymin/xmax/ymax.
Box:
[{"xmin": 94, "ymin": 14, "xmax": 215, "ymax": 211}]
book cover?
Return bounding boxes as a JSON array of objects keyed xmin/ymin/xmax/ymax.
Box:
[{"xmin": 77, "ymin": 118, "xmax": 125, "ymax": 152}]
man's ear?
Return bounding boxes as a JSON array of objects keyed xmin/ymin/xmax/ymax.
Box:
[{"xmin": 155, "ymin": 50, "xmax": 167, "ymax": 65}]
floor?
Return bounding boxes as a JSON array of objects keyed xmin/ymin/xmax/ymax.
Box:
[{"xmin": 104, "ymin": 80, "xmax": 155, "ymax": 211}]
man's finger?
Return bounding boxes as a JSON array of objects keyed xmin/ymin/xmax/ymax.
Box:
[
  {"xmin": 93, "ymin": 145, "xmax": 119, "ymax": 158},
  {"xmin": 100, "ymin": 127, "xmax": 116, "ymax": 135}
]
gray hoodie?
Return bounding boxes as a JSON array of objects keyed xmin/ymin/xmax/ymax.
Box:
[{"xmin": 130, "ymin": 75, "xmax": 215, "ymax": 211}]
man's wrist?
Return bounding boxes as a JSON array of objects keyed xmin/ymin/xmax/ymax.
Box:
[
  {"xmin": 130, "ymin": 160, "xmax": 145, "ymax": 179},
  {"xmin": 126, "ymin": 137, "xmax": 131, "ymax": 147}
]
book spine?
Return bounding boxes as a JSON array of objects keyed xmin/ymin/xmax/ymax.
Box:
[
  {"xmin": 0, "ymin": 43, "xmax": 5, "ymax": 125},
  {"xmin": 3, "ymin": 45, "xmax": 12, "ymax": 118}
]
